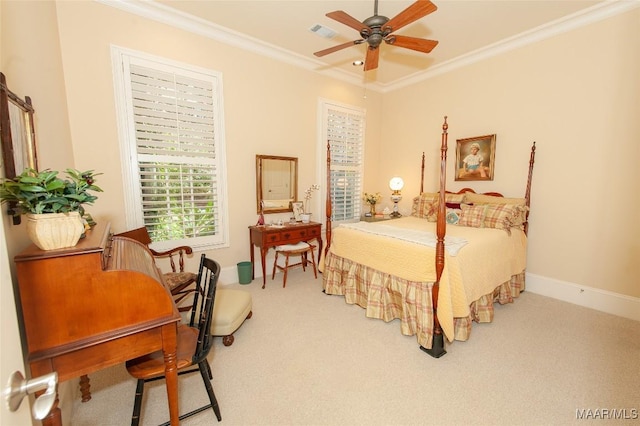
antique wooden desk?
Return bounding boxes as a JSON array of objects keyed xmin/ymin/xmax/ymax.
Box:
[
  {"xmin": 249, "ymin": 221, "xmax": 322, "ymax": 288},
  {"xmin": 14, "ymin": 222, "xmax": 181, "ymax": 426}
]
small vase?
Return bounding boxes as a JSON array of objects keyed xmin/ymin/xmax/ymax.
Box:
[
  {"xmin": 300, "ymin": 213, "xmax": 311, "ymax": 224},
  {"xmin": 369, "ymin": 203, "xmax": 376, "ymax": 215},
  {"xmin": 26, "ymin": 212, "xmax": 85, "ymax": 250}
]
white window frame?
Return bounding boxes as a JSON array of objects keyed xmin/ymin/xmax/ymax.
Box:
[
  {"xmin": 317, "ymin": 98, "xmax": 366, "ymax": 225},
  {"xmin": 111, "ymin": 46, "xmax": 229, "ymax": 250}
]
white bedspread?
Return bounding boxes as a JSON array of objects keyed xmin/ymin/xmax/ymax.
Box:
[{"xmin": 339, "ymin": 222, "xmax": 468, "ymax": 255}]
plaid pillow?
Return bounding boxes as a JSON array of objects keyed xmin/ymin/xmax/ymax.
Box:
[
  {"xmin": 464, "ymin": 192, "xmax": 526, "ymax": 206},
  {"xmin": 458, "ymin": 204, "xmax": 487, "ymax": 228},
  {"xmin": 483, "ymin": 204, "xmax": 529, "ymax": 234},
  {"xmin": 411, "ymin": 193, "xmax": 439, "ymax": 221}
]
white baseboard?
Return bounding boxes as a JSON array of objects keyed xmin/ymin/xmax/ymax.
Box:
[
  {"xmin": 220, "ymin": 268, "xmax": 640, "ymax": 322},
  {"xmin": 219, "ymin": 256, "xmax": 272, "ymax": 286},
  {"xmin": 525, "ymin": 272, "xmax": 640, "ymax": 322}
]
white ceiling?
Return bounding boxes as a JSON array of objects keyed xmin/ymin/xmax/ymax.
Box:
[{"xmin": 109, "ymin": 0, "xmax": 634, "ymax": 90}]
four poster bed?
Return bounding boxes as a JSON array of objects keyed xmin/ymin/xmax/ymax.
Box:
[{"xmin": 322, "ymin": 117, "xmax": 537, "ymax": 357}]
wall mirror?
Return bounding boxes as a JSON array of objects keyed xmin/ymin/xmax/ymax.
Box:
[
  {"xmin": 1, "ymin": 72, "xmax": 38, "ymax": 224},
  {"xmin": 256, "ymin": 155, "xmax": 298, "ymax": 214}
]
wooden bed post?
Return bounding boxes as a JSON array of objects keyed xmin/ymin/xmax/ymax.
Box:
[
  {"xmin": 420, "ymin": 151, "xmax": 425, "ymax": 194},
  {"xmin": 325, "ymin": 140, "xmax": 332, "ymax": 258},
  {"xmin": 523, "ymin": 141, "xmax": 536, "ymax": 235},
  {"xmin": 421, "ymin": 116, "xmax": 448, "ymax": 358}
]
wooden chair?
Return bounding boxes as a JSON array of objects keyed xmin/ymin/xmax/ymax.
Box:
[
  {"xmin": 126, "ymin": 254, "xmax": 222, "ymax": 425},
  {"xmin": 271, "ymin": 242, "xmax": 317, "ymax": 288},
  {"xmin": 116, "ymin": 227, "xmax": 197, "ymax": 311}
]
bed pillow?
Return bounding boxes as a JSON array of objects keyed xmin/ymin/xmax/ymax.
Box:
[
  {"xmin": 464, "ymin": 192, "xmax": 526, "ymax": 206},
  {"xmin": 483, "ymin": 203, "xmax": 529, "ymax": 232},
  {"xmin": 446, "ymin": 208, "xmax": 462, "ymax": 225},
  {"xmin": 458, "ymin": 204, "xmax": 487, "ymax": 228},
  {"xmin": 411, "ymin": 193, "xmax": 439, "ymax": 221},
  {"xmin": 445, "ymin": 192, "xmax": 467, "ymax": 209}
]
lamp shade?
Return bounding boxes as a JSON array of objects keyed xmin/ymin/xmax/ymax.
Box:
[{"xmin": 389, "ymin": 177, "xmax": 404, "ymax": 191}]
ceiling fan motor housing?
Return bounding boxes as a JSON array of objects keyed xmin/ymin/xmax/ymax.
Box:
[{"xmin": 361, "ymin": 15, "xmax": 390, "ymax": 48}]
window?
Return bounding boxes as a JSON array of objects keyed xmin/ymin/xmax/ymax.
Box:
[
  {"xmin": 112, "ymin": 47, "xmax": 228, "ymax": 250},
  {"xmin": 319, "ymin": 99, "xmax": 365, "ymax": 222}
]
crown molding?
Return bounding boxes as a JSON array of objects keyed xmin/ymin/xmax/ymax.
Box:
[
  {"xmin": 97, "ymin": 0, "xmax": 639, "ymax": 93},
  {"xmin": 382, "ymin": 0, "xmax": 640, "ymax": 92}
]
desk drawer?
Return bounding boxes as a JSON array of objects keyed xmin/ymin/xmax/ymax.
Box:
[
  {"xmin": 279, "ymin": 228, "xmax": 318, "ymax": 244},
  {"xmin": 264, "ymin": 233, "xmax": 281, "ymax": 244}
]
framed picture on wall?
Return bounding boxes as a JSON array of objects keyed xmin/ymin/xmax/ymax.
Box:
[
  {"xmin": 291, "ymin": 201, "xmax": 304, "ymax": 221},
  {"xmin": 455, "ymin": 134, "xmax": 496, "ymax": 181}
]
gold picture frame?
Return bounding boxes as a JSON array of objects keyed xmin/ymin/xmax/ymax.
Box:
[{"xmin": 455, "ymin": 134, "xmax": 496, "ymax": 181}]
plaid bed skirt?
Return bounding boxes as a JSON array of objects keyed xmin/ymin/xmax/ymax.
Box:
[{"xmin": 322, "ymin": 251, "xmax": 525, "ymax": 349}]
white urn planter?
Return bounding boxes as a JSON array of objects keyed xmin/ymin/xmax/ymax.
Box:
[
  {"xmin": 26, "ymin": 212, "xmax": 85, "ymax": 250},
  {"xmin": 300, "ymin": 213, "xmax": 312, "ymax": 223}
]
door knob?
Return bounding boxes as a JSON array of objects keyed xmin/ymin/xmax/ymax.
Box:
[{"xmin": 4, "ymin": 370, "xmax": 58, "ymax": 420}]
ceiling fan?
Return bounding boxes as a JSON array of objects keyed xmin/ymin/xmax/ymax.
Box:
[{"xmin": 313, "ymin": 0, "xmax": 439, "ymax": 71}]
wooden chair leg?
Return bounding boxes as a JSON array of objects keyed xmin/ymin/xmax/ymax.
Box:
[
  {"xmin": 272, "ymin": 252, "xmax": 279, "ymax": 281},
  {"xmin": 283, "ymin": 253, "xmax": 290, "ymax": 288},
  {"xmin": 131, "ymin": 379, "xmax": 144, "ymax": 426},
  {"xmin": 309, "ymin": 248, "xmax": 318, "ymax": 279},
  {"xmin": 198, "ymin": 361, "xmax": 222, "ymax": 421}
]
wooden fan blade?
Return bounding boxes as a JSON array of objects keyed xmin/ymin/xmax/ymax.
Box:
[
  {"xmin": 383, "ymin": 0, "xmax": 437, "ymax": 33},
  {"xmin": 314, "ymin": 40, "xmax": 362, "ymax": 57},
  {"xmin": 326, "ymin": 10, "xmax": 369, "ymax": 33},
  {"xmin": 364, "ymin": 46, "xmax": 379, "ymax": 71},
  {"xmin": 386, "ymin": 35, "xmax": 438, "ymax": 53}
]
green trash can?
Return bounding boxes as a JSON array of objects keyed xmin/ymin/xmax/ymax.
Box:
[{"xmin": 237, "ymin": 261, "xmax": 253, "ymax": 284}]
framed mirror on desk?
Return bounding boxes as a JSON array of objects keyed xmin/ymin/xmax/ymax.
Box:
[{"xmin": 256, "ymin": 155, "xmax": 298, "ymax": 215}]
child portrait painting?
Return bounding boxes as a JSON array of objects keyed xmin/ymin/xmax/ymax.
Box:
[{"xmin": 455, "ymin": 134, "xmax": 496, "ymax": 181}]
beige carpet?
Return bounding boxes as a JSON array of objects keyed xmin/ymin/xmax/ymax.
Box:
[{"xmin": 71, "ymin": 269, "xmax": 640, "ymax": 425}]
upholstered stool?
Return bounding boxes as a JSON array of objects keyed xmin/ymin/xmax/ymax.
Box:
[
  {"xmin": 271, "ymin": 242, "xmax": 317, "ymax": 288},
  {"xmin": 211, "ymin": 289, "xmax": 252, "ymax": 346}
]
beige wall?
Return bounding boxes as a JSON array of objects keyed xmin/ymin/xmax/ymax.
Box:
[
  {"xmin": 1, "ymin": 0, "xmax": 75, "ymax": 260},
  {"xmin": 51, "ymin": 0, "xmax": 383, "ymax": 270},
  {"xmin": 381, "ymin": 8, "xmax": 640, "ymax": 298}
]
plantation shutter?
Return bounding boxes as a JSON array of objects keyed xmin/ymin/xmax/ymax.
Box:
[
  {"xmin": 326, "ymin": 104, "xmax": 365, "ymax": 222},
  {"xmin": 113, "ymin": 47, "xmax": 228, "ymax": 249},
  {"xmin": 130, "ymin": 64, "xmax": 220, "ymax": 242}
]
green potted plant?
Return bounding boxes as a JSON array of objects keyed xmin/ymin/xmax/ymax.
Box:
[{"xmin": 0, "ymin": 168, "xmax": 102, "ymax": 250}]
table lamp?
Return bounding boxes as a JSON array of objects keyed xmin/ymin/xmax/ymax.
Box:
[{"xmin": 389, "ymin": 177, "xmax": 404, "ymax": 217}]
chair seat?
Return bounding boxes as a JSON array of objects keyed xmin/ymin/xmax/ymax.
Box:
[
  {"xmin": 164, "ymin": 271, "xmax": 197, "ymax": 291},
  {"xmin": 211, "ymin": 289, "xmax": 252, "ymax": 337},
  {"xmin": 126, "ymin": 325, "xmax": 198, "ymax": 379},
  {"xmin": 275, "ymin": 242, "xmax": 312, "ymax": 252}
]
